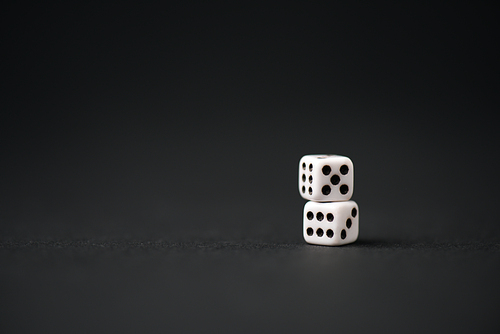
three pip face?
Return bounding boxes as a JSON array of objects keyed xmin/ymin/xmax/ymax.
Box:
[
  {"xmin": 303, "ymin": 201, "xmax": 359, "ymax": 246},
  {"xmin": 299, "ymin": 154, "xmax": 358, "ymax": 246}
]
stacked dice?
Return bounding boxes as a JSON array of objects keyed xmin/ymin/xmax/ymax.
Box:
[{"xmin": 298, "ymin": 154, "xmax": 359, "ymax": 246}]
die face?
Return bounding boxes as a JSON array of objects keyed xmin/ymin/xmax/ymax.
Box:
[
  {"xmin": 298, "ymin": 155, "xmax": 354, "ymax": 202},
  {"xmin": 303, "ymin": 201, "xmax": 359, "ymax": 246}
]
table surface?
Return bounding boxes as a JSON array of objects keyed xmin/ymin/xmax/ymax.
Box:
[
  {"xmin": 1, "ymin": 237, "xmax": 499, "ymax": 334},
  {"xmin": 2, "ymin": 2, "xmax": 499, "ymax": 333}
]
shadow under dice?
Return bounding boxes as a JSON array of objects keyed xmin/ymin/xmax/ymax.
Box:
[
  {"xmin": 303, "ymin": 200, "xmax": 359, "ymax": 246},
  {"xmin": 298, "ymin": 155, "xmax": 354, "ymax": 202}
]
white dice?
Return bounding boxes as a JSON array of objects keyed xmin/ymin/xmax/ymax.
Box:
[
  {"xmin": 298, "ymin": 154, "xmax": 354, "ymax": 202},
  {"xmin": 303, "ymin": 200, "xmax": 359, "ymax": 246}
]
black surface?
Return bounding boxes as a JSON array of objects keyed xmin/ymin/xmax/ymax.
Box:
[
  {"xmin": 1, "ymin": 240, "xmax": 499, "ymax": 333},
  {"xmin": 1, "ymin": 2, "xmax": 499, "ymax": 333}
]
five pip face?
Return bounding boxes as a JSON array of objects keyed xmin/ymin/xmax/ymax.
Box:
[{"xmin": 298, "ymin": 155, "xmax": 354, "ymax": 202}]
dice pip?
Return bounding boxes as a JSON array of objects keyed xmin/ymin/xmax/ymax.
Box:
[
  {"xmin": 299, "ymin": 154, "xmax": 359, "ymax": 246},
  {"xmin": 298, "ymin": 154, "xmax": 353, "ymax": 202},
  {"xmin": 303, "ymin": 200, "xmax": 359, "ymax": 246}
]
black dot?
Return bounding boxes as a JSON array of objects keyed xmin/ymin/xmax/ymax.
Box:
[
  {"xmin": 340, "ymin": 184, "xmax": 349, "ymax": 195},
  {"xmin": 327, "ymin": 213, "xmax": 334, "ymax": 222},
  {"xmin": 321, "ymin": 185, "xmax": 331, "ymax": 195},
  {"xmin": 309, "ymin": 164, "xmax": 313, "ymax": 172},
  {"xmin": 308, "ymin": 175, "xmax": 313, "ymax": 184},
  {"xmin": 341, "ymin": 229, "xmax": 347, "ymax": 239},
  {"xmin": 306, "ymin": 211, "xmax": 314, "ymax": 220},
  {"xmin": 306, "ymin": 227, "xmax": 313, "ymax": 236},
  {"xmin": 316, "ymin": 228, "xmax": 324, "ymax": 237},
  {"xmin": 326, "ymin": 229, "xmax": 334, "ymax": 238},
  {"xmin": 308, "ymin": 187, "xmax": 313, "ymax": 195},
  {"xmin": 301, "ymin": 186, "xmax": 305, "ymax": 193},
  {"xmin": 316, "ymin": 212, "xmax": 324, "ymax": 221},
  {"xmin": 302, "ymin": 162, "xmax": 306, "ymax": 170},
  {"xmin": 346, "ymin": 218, "xmax": 352, "ymax": 229},
  {"xmin": 351, "ymin": 208, "xmax": 357, "ymax": 218},
  {"xmin": 322, "ymin": 165, "xmax": 331, "ymax": 175},
  {"xmin": 302, "ymin": 174, "xmax": 306, "ymax": 182},
  {"xmin": 340, "ymin": 164, "xmax": 349, "ymax": 175},
  {"xmin": 330, "ymin": 174, "xmax": 340, "ymax": 185}
]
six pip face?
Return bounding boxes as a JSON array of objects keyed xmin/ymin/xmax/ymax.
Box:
[
  {"xmin": 298, "ymin": 155, "xmax": 354, "ymax": 202},
  {"xmin": 303, "ymin": 201, "xmax": 359, "ymax": 246}
]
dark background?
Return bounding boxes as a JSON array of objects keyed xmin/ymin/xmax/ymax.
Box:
[{"xmin": 1, "ymin": 1, "xmax": 499, "ymax": 333}]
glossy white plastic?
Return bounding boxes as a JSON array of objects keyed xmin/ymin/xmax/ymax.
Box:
[
  {"xmin": 298, "ymin": 154, "xmax": 354, "ymax": 202},
  {"xmin": 303, "ymin": 200, "xmax": 359, "ymax": 246}
]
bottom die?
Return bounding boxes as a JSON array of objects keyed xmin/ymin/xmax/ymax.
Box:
[{"xmin": 303, "ymin": 200, "xmax": 359, "ymax": 246}]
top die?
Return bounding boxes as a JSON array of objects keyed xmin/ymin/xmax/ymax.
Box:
[{"xmin": 298, "ymin": 154, "xmax": 354, "ymax": 202}]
